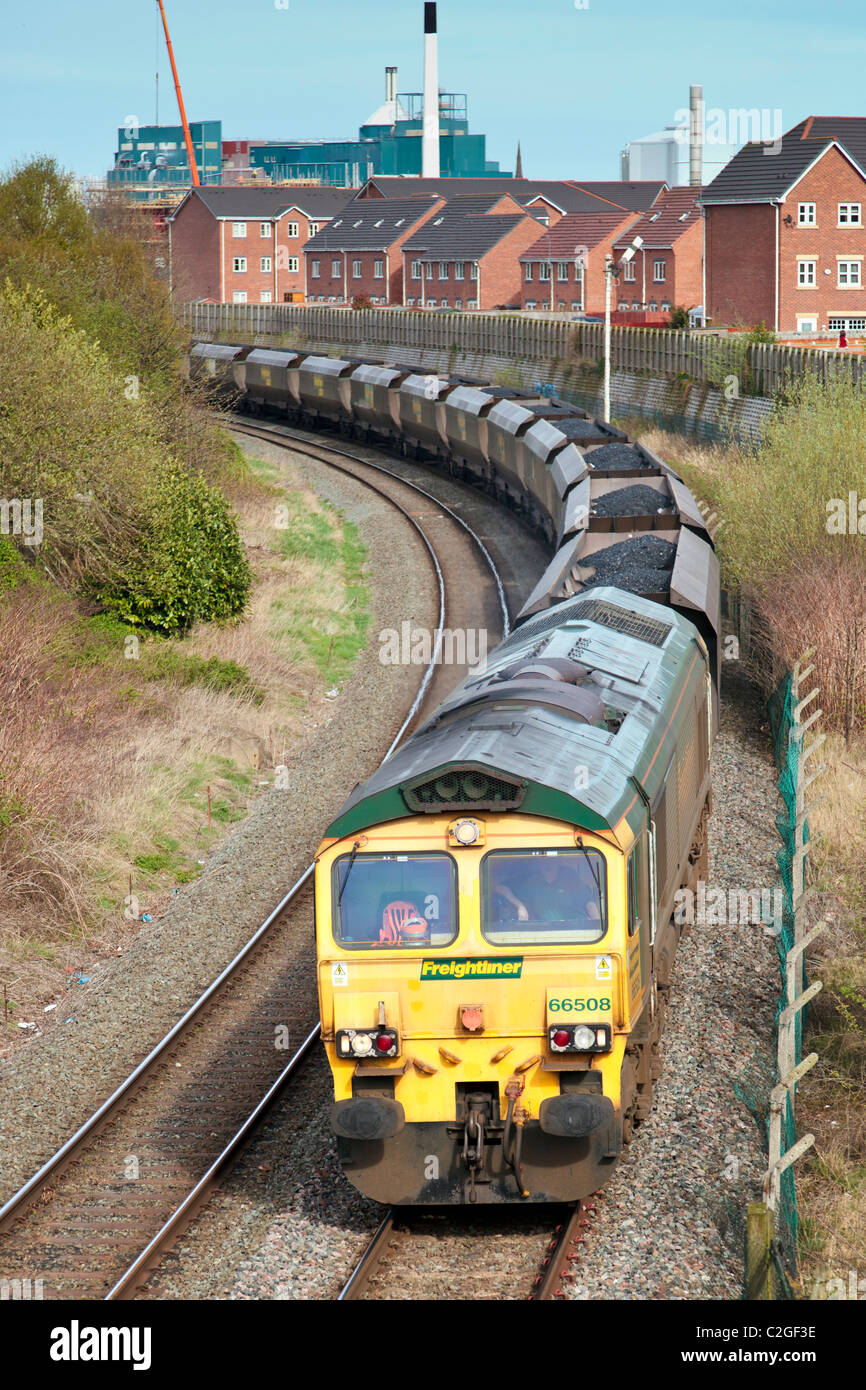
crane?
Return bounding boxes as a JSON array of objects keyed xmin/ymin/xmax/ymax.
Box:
[{"xmin": 156, "ymin": 0, "xmax": 200, "ymax": 186}]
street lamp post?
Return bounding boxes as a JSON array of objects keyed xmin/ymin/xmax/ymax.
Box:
[{"xmin": 603, "ymin": 234, "xmax": 643, "ymax": 422}]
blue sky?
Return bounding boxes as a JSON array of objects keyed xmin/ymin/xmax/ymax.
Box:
[{"xmin": 1, "ymin": 0, "xmax": 864, "ymax": 181}]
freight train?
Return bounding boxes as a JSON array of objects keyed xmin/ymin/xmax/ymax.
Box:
[{"xmin": 189, "ymin": 338, "xmax": 720, "ymax": 1205}]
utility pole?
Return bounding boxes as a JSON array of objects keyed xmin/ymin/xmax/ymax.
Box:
[{"xmin": 603, "ymin": 235, "xmax": 643, "ymax": 421}]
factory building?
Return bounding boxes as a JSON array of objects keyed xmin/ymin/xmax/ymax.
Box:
[{"xmin": 108, "ymin": 121, "xmax": 223, "ymax": 196}]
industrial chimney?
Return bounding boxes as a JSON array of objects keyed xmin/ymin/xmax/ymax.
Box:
[
  {"xmin": 386, "ymin": 66, "xmax": 398, "ymax": 104},
  {"xmin": 422, "ymin": 2, "xmax": 440, "ymax": 178},
  {"xmin": 689, "ymin": 84, "xmax": 703, "ymax": 186}
]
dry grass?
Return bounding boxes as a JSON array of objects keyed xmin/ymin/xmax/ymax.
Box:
[{"xmin": 0, "ymin": 447, "xmax": 370, "ymax": 1041}]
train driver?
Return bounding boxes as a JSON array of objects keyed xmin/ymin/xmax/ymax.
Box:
[{"xmin": 494, "ymin": 854, "xmax": 600, "ymax": 926}]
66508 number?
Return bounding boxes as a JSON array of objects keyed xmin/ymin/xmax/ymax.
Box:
[{"xmin": 548, "ymin": 997, "xmax": 610, "ymax": 1013}]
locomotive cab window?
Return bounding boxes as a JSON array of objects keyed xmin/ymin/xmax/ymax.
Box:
[
  {"xmin": 332, "ymin": 852, "xmax": 457, "ymax": 949},
  {"xmin": 481, "ymin": 849, "xmax": 607, "ymax": 945}
]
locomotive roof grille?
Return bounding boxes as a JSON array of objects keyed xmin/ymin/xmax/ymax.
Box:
[
  {"xmin": 403, "ymin": 767, "xmax": 525, "ymax": 813},
  {"xmin": 566, "ymin": 598, "xmax": 673, "ymax": 648}
]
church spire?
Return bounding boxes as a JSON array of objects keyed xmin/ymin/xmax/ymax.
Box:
[{"xmin": 515, "ymin": 141, "xmax": 524, "ymax": 179}]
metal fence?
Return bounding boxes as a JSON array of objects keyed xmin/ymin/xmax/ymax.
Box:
[
  {"xmin": 181, "ymin": 302, "xmax": 866, "ymax": 396},
  {"xmin": 745, "ymin": 654, "xmax": 827, "ymax": 1299}
]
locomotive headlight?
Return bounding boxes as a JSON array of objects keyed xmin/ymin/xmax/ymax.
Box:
[
  {"xmin": 351, "ymin": 1033, "xmax": 374, "ymax": 1057},
  {"xmin": 573, "ymin": 1025, "xmax": 596, "ymax": 1050},
  {"xmin": 452, "ymin": 818, "xmax": 480, "ymax": 846}
]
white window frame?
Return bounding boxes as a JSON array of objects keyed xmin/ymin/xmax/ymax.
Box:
[
  {"xmin": 286, "ymin": 221, "xmax": 300, "ymax": 238},
  {"xmin": 309, "ymin": 222, "xmax": 319, "ymax": 236},
  {"xmin": 260, "ymin": 256, "xmax": 272, "ymax": 273},
  {"xmin": 557, "ymin": 262, "xmax": 569, "ymax": 281},
  {"xmin": 260, "ymin": 222, "xmax": 272, "ymax": 238},
  {"xmin": 623, "ymin": 260, "xmax": 636, "ymax": 282},
  {"xmin": 352, "ymin": 259, "xmax": 362, "ymax": 279},
  {"xmin": 411, "ymin": 260, "xmax": 422, "ymax": 279},
  {"xmin": 232, "ymin": 256, "xmax": 247, "ymax": 273},
  {"xmin": 332, "ymin": 259, "xmax": 341, "ymax": 278},
  {"xmin": 653, "ymin": 260, "xmax": 666, "ymax": 283},
  {"xmin": 260, "ymin": 291, "xmax": 272, "ymax": 303},
  {"xmin": 838, "ymin": 203, "xmax": 862, "ymax": 227},
  {"xmin": 538, "ymin": 261, "xmax": 551, "ymax": 281},
  {"xmin": 469, "ymin": 264, "xmax": 478, "ymax": 281},
  {"xmin": 374, "ymin": 259, "xmax": 384, "ymax": 278},
  {"xmin": 524, "ymin": 262, "xmax": 533, "ymax": 282},
  {"xmin": 232, "ymin": 290, "xmax": 247, "ymax": 303},
  {"xmin": 838, "ymin": 259, "xmax": 862, "ymax": 287},
  {"xmin": 232, "ymin": 221, "xmax": 247, "ymax": 238},
  {"xmin": 439, "ymin": 261, "xmax": 448, "ymax": 279},
  {"xmin": 311, "ymin": 259, "xmax": 320, "ymax": 278},
  {"xmin": 797, "ymin": 259, "xmax": 816, "ymax": 286},
  {"xmin": 425, "ymin": 262, "xmax": 434, "ymax": 278},
  {"xmin": 287, "ymin": 256, "xmax": 299, "ymax": 273},
  {"xmin": 798, "ymin": 203, "xmax": 816, "ymax": 226},
  {"xmin": 525, "ymin": 299, "xmax": 537, "ymax": 310},
  {"xmin": 455, "ymin": 261, "xmax": 465, "ymax": 280}
]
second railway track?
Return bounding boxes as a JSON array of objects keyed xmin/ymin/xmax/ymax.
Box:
[{"xmin": 0, "ymin": 425, "xmax": 513, "ymax": 1301}]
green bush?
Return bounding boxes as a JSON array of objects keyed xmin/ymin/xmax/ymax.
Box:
[
  {"xmin": 103, "ymin": 461, "xmax": 252, "ymax": 634},
  {"xmin": 0, "ymin": 534, "xmax": 21, "ymax": 591}
]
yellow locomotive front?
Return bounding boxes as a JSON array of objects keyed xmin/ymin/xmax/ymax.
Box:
[{"xmin": 316, "ymin": 809, "xmax": 652, "ymax": 1205}]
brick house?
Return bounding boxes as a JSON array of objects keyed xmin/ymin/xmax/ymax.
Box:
[
  {"xmin": 610, "ymin": 186, "xmax": 703, "ymax": 316},
  {"xmin": 400, "ymin": 194, "xmax": 545, "ymax": 309},
  {"xmin": 302, "ymin": 197, "xmax": 446, "ymax": 305},
  {"xmin": 168, "ymin": 186, "xmax": 353, "ymax": 303},
  {"xmin": 518, "ymin": 211, "xmax": 640, "ymax": 314},
  {"xmin": 703, "ymin": 117, "xmax": 866, "ymax": 333}
]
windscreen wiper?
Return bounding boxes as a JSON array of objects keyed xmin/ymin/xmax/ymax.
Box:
[
  {"xmin": 575, "ymin": 836, "xmax": 604, "ymax": 920},
  {"xmin": 337, "ymin": 840, "xmax": 362, "ymax": 906}
]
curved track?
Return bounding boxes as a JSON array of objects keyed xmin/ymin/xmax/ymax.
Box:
[{"xmin": 0, "ymin": 426, "xmax": 511, "ymax": 1302}]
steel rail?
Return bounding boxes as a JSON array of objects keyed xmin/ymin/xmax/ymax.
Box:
[{"xmin": 337, "ymin": 1210, "xmax": 396, "ymax": 1301}]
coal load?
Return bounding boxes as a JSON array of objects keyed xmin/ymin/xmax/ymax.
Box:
[
  {"xmin": 586, "ymin": 442, "xmax": 648, "ymax": 470},
  {"xmin": 579, "ymin": 535, "xmax": 676, "ymax": 596},
  {"xmin": 554, "ymin": 418, "xmax": 608, "ymax": 440},
  {"xmin": 591, "ymin": 484, "xmax": 673, "ymax": 518}
]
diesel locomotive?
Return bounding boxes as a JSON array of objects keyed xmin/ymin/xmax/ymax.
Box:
[{"xmin": 189, "ymin": 337, "xmax": 720, "ymax": 1204}]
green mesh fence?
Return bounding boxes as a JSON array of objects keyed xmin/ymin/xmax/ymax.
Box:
[{"xmin": 765, "ymin": 672, "xmax": 808, "ymax": 1278}]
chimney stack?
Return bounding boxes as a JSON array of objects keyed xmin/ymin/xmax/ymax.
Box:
[
  {"xmin": 422, "ymin": 2, "xmax": 440, "ymax": 177},
  {"xmin": 386, "ymin": 66, "xmax": 398, "ymax": 104},
  {"xmin": 689, "ymin": 84, "xmax": 703, "ymax": 186}
]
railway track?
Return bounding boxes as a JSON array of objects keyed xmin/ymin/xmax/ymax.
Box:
[
  {"xmin": 0, "ymin": 426, "xmax": 511, "ymax": 1302},
  {"xmin": 337, "ymin": 1202, "xmax": 602, "ymax": 1301}
]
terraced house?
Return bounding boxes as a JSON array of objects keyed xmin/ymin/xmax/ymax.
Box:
[
  {"xmin": 703, "ymin": 116, "xmax": 866, "ymax": 334},
  {"xmin": 400, "ymin": 194, "xmax": 544, "ymax": 309},
  {"xmin": 302, "ymin": 197, "xmax": 445, "ymax": 305},
  {"xmin": 611, "ymin": 185, "xmax": 703, "ymax": 321},
  {"xmin": 518, "ymin": 210, "xmax": 639, "ymax": 315}
]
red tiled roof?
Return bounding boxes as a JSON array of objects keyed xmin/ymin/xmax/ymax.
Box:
[
  {"xmin": 612, "ymin": 186, "xmax": 702, "ymax": 249},
  {"xmin": 519, "ymin": 210, "xmax": 637, "ymax": 259}
]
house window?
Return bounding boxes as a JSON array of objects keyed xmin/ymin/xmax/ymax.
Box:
[
  {"xmin": 839, "ymin": 203, "xmax": 862, "ymax": 226},
  {"xmin": 623, "ymin": 261, "xmax": 636, "ymax": 282},
  {"xmin": 829, "ymin": 315, "xmax": 866, "ymax": 331},
  {"xmin": 798, "ymin": 260, "xmax": 816, "ymax": 286},
  {"xmin": 467, "ymin": 299, "xmax": 477, "ymax": 308},
  {"xmin": 328, "ymin": 295, "xmax": 336, "ymax": 302},
  {"xmin": 838, "ymin": 260, "xmax": 862, "ymax": 286},
  {"xmin": 469, "ymin": 264, "xmax": 478, "ymax": 280},
  {"xmin": 653, "ymin": 260, "xmax": 666, "ymax": 282},
  {"xmin": 428, "ymin": 298, "xmax": 437, "ymax": 307},
  {"xmin": 632, "ymin": 301, "xmax": 640, "ymax": 310},
  {"xmin": 287, "ymin": 221, "xmax": 299, "ymax": 238},
  {"xmin": 455, "ymin": 297, "xmax": 463, "ymax": 309},
  {"xmin": 311, "ymin": 259, "xmax": 320, "ymax": 278},
  {"xmin": 439, "ymin": 262, "xmax": 448, "ymax": 279},
  {"xmin": 557, "ymin": 262, "xmax": 569, "ymax": 281},
  {"xmin": 232, "ymin": 221, "xmax": 247, "ymax": 238},
  {"xmin": 332, "ymin": 259, "xmax": 341, "ymax": 277},
  {"xmin": 526, "ymin": 299, "xmax": 537, "ymax": 310},
  {"xmin": 374, "ymin": 259, "xmax": 384, "ymax": 278},
  {"xmin": 317, "ymin": 294, "xmax": 325, "ymax": 301},
  {"xmin": 407, "ymin": 297, "xmax": 416, "ymax": 306},
  {"xmin": 260, "ymin": 223, "xmax": 271, "ymax": 238},
  {"xmin": 425, "ymin": 262, "xmax": 434, "ymax": 278},
  {"xmin": 261, "ymin": 291, "xmax": 272, "ymax": 303},
  {"xmin": 233, "ymin": 257, "xmax": 247, "ymax": 272},
  {"xmin": 557, "ymin": 299, "xmax": 566, "ymax": 309},
  {"xmin": 571, "ymin": 301, "xmax": 580, "ymax": 310},
  {"xmin": 287, "ymin": 256, "xmax": 299, "ymax": 273},
  {"xmin": 309, "ymin": 222, "xmax": 319, "ymax": 236},
  {"xmin": 411, "ymin": 260, "xmax": 422, "ymax": 279},
  {"xmin": 798, "ymin": 203, "xmax": 816, "ymax": 225},
  {"xmin": 353, "ymin": 259, "xmax": 362, "ymax": 278},
  {"xmin": 232, "ymin": 291, "xmax": 247, "ymax": 303},
  {"xmin": 261, "ymin": 256, "xmax": 272, "ymax": 273},
  {"xmin": 440, "ymin": 298, "xmax": 448, "ymax": 307},
  {"xmin": 538, "ymin": 262, "xmax": 551, "ymax": 281},
  {"xmin": 524, "ymin": 263, "xmax": 533, "ymax": 281},
  {"xmin": 455, "ymin": 261, "xmax": 465, "ymax": 279},
  {"xmin": 661, "ymin": 301, "xmax": 671, "ymax": 311}
]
